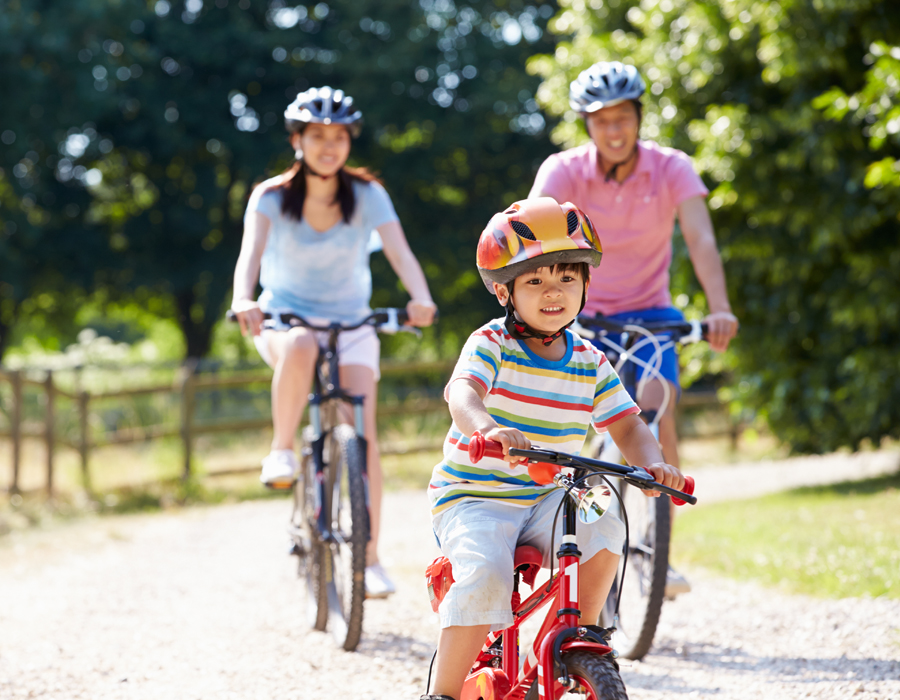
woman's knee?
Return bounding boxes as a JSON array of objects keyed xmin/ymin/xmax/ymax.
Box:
[{"xmin": 279, "ymin": 329, "xmax": 318, "ymax": 366}]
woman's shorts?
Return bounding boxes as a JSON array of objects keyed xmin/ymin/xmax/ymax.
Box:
[
  {"xmin": 431, "ymin": 492, "xmax": 625, "ymax": 630},
  {"xmin": 603, "ymin": 306, "xmax": 685, "ymax": 399},
  {"xmin": 253, "ymin": 314, "xmax": 381, "ymax": 380}
]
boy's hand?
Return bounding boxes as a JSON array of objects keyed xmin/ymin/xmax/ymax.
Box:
[
  {"xmin": 642, "ymin": 462, "xmax": 684, "ymax": 497},
  {"xmin": 483, "ymin": 427, "xmax": 531, "ymax": 465}
]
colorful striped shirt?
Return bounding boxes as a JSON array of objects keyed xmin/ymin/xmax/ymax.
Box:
[{"xmin": 429, "ymin": 319, "xmax": 640, "ymax": 515}]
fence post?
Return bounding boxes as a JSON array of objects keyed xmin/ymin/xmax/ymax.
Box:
[
  {"xmin": 180, "ymin": 359, "xmax": 198, "ymax": 481},
  {"xmin": 44, "ymin": 370, "xmax": 55, "ymax": 499},
  {"xmin": 78, "ymin": 390, "xmax": 91, "ymax": 492},
  {"xmin": 10, "ymin": 370, "xmax": 22, "ymax": 494}
]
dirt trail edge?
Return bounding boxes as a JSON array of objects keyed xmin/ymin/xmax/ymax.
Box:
[{"xmin": 1, "ymin": 466, "xmax": 898, "ymax": 699}]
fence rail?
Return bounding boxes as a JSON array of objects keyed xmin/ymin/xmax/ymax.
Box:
[{"xmin": 0, "ymin": 361, "xmax": 730, "ymax": 498}]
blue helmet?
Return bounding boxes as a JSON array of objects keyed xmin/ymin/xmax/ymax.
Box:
[
  {"xmin": 569, "ymin": 61, "xmax": 645, "ymax": 114},
  {"xmin": 284, "ymin": 86, "xmax": 363, "ymax": 137}
]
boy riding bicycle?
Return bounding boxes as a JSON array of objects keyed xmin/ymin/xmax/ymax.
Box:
[{"xmin": 422, "ymin": 198, "xmax": 685, "ymax": 700}]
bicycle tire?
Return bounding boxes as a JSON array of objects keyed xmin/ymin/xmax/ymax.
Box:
[
  {"xmin": 294, "ymin": 425, "xmax": 328, "ymax": 631},
  {"xmin": 323, "ymin": 423, "xmax": 369, "ymax": 651},
  {"xmin": 524, "ymin": 651, "xmax": 628, "ymax": 700},
  {"xmin": 601, "ymin": 483, "xmax": 670, "ymax": 660}
]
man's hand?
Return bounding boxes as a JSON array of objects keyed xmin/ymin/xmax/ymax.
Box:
[
  {"xmin": 703, "ymin": 311, "xmax": 738, "ymax": 352},
  {"xmin": 642, "ymin": 462, "xmax": 684, "ymax": 497},
  {"xmin": 482, "ymin": 427, "xmax": 531, "ymax": 465},
  {"xmin": 232, "ymin": 299, "xmax": 264, "ymax": 337}
]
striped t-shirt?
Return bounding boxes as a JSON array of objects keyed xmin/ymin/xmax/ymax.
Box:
[{"xmin": 429, "ymin": 319, "xmax": 640, "ymax": 515}]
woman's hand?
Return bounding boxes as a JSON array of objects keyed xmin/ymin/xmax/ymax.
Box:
[
  {"xmin": 642, "ymin": 462, "xmax": 684, "ymax": 497},
  {"xmin": 232, "ymin": 299, "xmax": 265, "ymax": 337},
  {"xmin": 482, "ymin": 427, "xmax": 531, "ymax": 465},
  {"xmin": 406, "ymin": 299, "xmax": 437, "ymax": 327}
]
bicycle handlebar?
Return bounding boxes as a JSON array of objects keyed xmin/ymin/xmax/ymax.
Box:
[
  {"xmin": 576, "ymin": 313, "xmax": 707, "ymax": 345},
  {"xmin": 467, "ymin": 431, "xmax": 696, "ymax": 506},
  {"xmin": 226, "ymin": 308, "xmax": 422, "ymax": 334}
]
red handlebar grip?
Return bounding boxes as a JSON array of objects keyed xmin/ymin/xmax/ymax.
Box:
[
  {"xmin": 671, "ymin": 475, "xmax": 695, "ymax": 506},
  {"xmin": 468, "ymin": 431, "xmax": 506, "ymax": 463}
]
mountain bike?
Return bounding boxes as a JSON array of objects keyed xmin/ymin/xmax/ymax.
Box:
[
  {"xmin": 230, "ymin": 307, "xmax": 419, "ymax": 651},
  {"xmin": 573, "ymin": 313, "xmax": 706, "ymax": 661},
  {"xmin": 424, "ymin": 432, "xmax": 695, "ymax": 700}
]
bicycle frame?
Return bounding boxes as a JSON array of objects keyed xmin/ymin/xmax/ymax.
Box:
[
  {"xmin": 461, "ymin": 477, "xmax": 613, "ymax": 700},
  {"xmin": 304, "ymin": 322, "xmax": 369, "ymax": 542}
]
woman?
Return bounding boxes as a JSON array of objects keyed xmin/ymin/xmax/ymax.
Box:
[{"xmin": 232, "ymin": 86, "xmax": 437, "ymax": 598}]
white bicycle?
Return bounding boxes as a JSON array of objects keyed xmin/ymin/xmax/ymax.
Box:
[{"xmin": 574, "ymin": 313, "xmax": 706, "ymax": 660}]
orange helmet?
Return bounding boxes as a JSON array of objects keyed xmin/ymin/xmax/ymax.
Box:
[{"xmin": 476, "ymin": 197, "xmax": 602, "ymax": 293}]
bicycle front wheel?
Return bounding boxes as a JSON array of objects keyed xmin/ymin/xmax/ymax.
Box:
[
  {"xmin": 524, "ymin": 651, "xmax": 628, "ymax": 700},
  {"xmin": 601, "ymin": 482, "xmax": 670, "ymax": 660},
  {"xmin": 323, "ymin": 423, "xmax": 369, "ymax": 651}
]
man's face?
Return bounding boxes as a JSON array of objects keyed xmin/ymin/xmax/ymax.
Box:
[{"xmin": 585, "ymin": 101, "xmax": 640, "ymax": 166}]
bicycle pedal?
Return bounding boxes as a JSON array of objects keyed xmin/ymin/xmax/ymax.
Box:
[{"xmin": 263, "ymin": 479, "xmax": 295, "ymax": 491}]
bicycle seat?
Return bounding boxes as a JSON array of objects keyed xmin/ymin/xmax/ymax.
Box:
[{"xmin": 514, "ymin": 546, "xmax": 542, "ymax": 588}]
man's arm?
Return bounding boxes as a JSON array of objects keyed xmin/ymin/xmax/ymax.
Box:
[{"xmin": 677, "ymin": 195, "xmax": 739, "ymax": 352}]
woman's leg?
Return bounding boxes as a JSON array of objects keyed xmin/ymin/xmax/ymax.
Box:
[
  {"xmin": 337, "ymin": 363, "xmax": 382, "ymax": 566},
  {"xmin": 264, "ymin": 327, "xmax": 318, "ymax": 451}
]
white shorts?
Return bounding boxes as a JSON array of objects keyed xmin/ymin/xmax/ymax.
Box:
[
  {"xmin": 431, "ymin": 492, "xmax": 625, "ymax": 630},
  {"xmin": 253, "ymin": 315, "xmax": 381, "ymax": 380}
]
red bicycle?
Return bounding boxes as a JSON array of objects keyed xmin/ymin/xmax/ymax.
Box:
[{"xmin": 425, "ymin": 432, "xmax": 695, "ymax": 700}]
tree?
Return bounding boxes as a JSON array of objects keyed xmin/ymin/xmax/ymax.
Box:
[
  {"xmin": 2, "ymin": 0, "xmax": 562, "ymax": 359},
  {"xmin": 529, "ymin": 0, "xmax": 900, "ymax": 452}
]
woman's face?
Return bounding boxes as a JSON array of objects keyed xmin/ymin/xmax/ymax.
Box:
[
  {"xmin": 585, "ymin": 101, "xmax": 640, "ymax": 167},
  {"xmin": 293, "ymin": 123, "xmax": 351, "ymax": 177}
]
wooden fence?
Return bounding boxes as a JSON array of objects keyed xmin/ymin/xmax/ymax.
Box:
[{"xmin": 0, "ymin": 361, "xmax": 728, "ymax": 498}]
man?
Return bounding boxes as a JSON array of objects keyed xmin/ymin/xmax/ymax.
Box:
[{"xmin": 529, "ymin": 61, "xmax": 738, "ymax": 596}]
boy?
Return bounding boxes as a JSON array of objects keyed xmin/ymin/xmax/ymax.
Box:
[{"xmin": 422, "ymin": 198, "xmax": 684, "ymax": 700}]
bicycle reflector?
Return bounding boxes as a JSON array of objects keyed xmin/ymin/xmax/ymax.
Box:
[{"xmin": 425, "ymin": 556, "xmax": 455, "ymax": 613}]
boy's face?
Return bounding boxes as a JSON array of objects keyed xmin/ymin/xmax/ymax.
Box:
[{"xmin": 494, "ymin": 265, "xmax": 585, "ymax": 334}]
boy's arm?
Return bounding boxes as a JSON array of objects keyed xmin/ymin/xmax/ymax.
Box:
[
  {"xmin": 606, "ymin": 414, "xmax": 684, "ymax": 496},
  {"xmin": 447, "ymin": 378, "xmax": 530, "ymax": 464}
]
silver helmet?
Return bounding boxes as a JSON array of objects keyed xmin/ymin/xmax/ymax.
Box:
[
  {"xmin": 569, "ymin": 61, "xmax": 645, "ymax": 114},
  {"xmin": 284, "ymin": 86, "xmax": 363, "ymax": 137}
]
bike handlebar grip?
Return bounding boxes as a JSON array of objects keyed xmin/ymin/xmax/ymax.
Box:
[
  {"xmin": 226, "ymin": 310, "xmax": 237, "ymax": 322},
  {"xmin": 528, "ymin": 462, "xmax": 560, "ymax": 486},
  {"xmin": 468, "ymin": 431, "xmax": 506, "ymax": 463},
  {"xmin": 670, "ymin": 475, "xmax": 695, "ymax": 506}
]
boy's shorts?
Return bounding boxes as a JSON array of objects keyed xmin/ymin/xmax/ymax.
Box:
[
  {"xmin": 603, "ymin": 306, "xmax": 684, "ymax": 400},
  {"xmin": 253, "ymin": 313, "xmax": 381, "ymax": 380},
  {"xmin": 432, "ymin": 492, "xmax": 625, "ymax": 631}
]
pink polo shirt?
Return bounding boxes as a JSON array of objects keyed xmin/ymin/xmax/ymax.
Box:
[{"xmin": 529, "ymin": 140, "xmax": 708, "ymax": 316}]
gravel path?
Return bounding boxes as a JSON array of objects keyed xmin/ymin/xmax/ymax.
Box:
[{"xmin": 1, "ymin": 451, "xmax": 898, "ymax": 700}]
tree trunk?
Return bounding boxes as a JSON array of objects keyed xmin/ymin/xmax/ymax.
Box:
[{"xmin": 175, "ymin": 290, "xmax": 214, "ymax": 359}]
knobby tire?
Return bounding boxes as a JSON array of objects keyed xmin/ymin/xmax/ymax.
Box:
[{"xmin": 523, "ymin": 651, "xmax": 628, "ymax": 700}]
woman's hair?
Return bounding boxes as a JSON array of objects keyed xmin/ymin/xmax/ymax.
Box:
[{"xmin": 274, "ymin": 160, "xmax": 380, "ymax": 223}]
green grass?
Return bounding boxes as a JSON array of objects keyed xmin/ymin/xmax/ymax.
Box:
[{"xmin": 673, "ymin": 472, "xmax": 900, "ymax": 598}]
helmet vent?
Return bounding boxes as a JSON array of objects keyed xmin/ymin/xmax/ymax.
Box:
[
  {"xmin": 566, "ymin": 210, "xmax": 579, "ymax": 235},
  {"xmin": 510, "ymin": 220, "xmax": 537, "ymax": 241}
]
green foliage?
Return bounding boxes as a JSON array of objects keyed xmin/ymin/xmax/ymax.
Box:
[
  {"xmin": 1, "ymin": 0, "xmax": 562, "ymax": 360},
  {"xmin": 530, "ymin": 0, "xmax": 900, "ymax": 452},
  {"xmin": 674, "ymin": 472, "xmax": 900, "ymax": 598}
]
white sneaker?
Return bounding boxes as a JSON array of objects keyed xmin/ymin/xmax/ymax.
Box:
[
  {"xmin": 665, "ymin": 566, "xmax": 692, "ymax": 600},
  {"xmin": 365, "ymin": 563, "xmax": 396, "ymax": 599},
  {"xmin": 260, "ymin": 449, "xmax": 298, "ymax": 489}
]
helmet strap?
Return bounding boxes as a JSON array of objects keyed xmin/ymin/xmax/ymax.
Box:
[
  {"xmin": 603, "ymin": 144, "xmax": 639, "ymax": 183},
  {"xmin": 301, "ymin": 159, "xmax": 336, "ymax": 182}
]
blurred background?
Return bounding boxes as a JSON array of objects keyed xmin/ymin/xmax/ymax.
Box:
[{"xmin": 0, "ymin": 0, "xmax": 898, "ymax": 534}]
